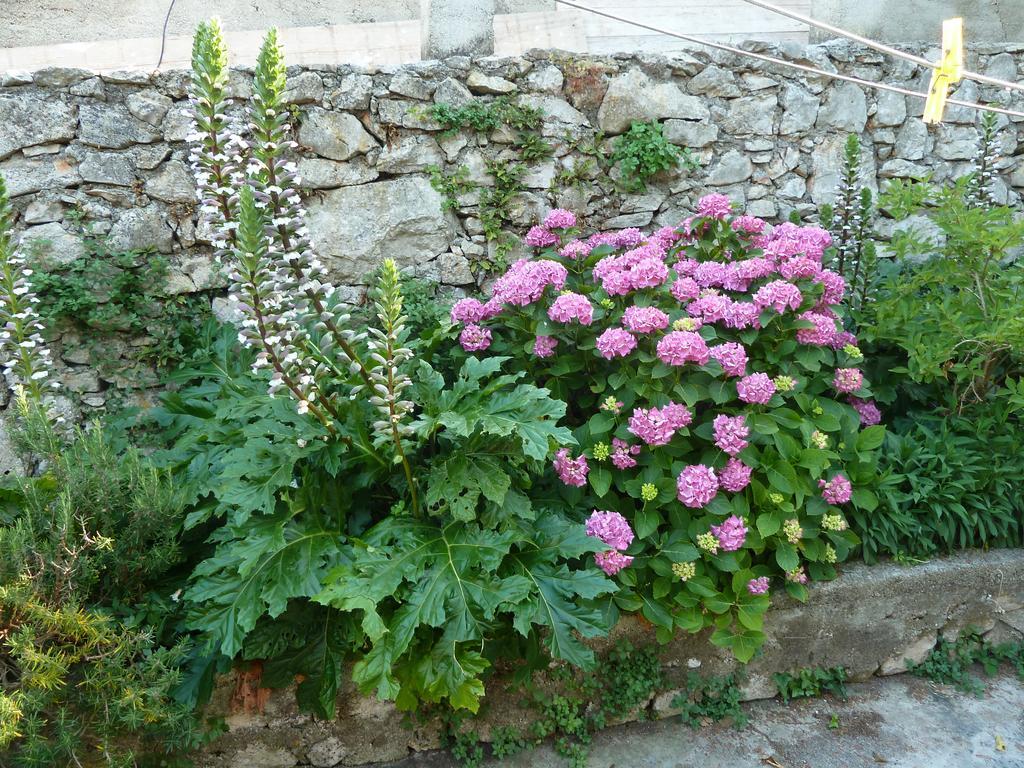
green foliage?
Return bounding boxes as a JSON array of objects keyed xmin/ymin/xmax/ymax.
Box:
[
  {"xmin": 672, "ymin": 672, "xmax": 748, "ymax": 728},
  {"xmin": 439, "ymin": 641, "xmax": 662, "ymax": 768},
  {"xmin": 156, "ymin": 320, "xmax": 592, "ymax": 716},
  {"xmin": 514, "ymin": 131, "xmax": 554, "ymax": 162},
  {"xmin": 490, "ymin": 725, "xmax": 529, "ymax": 759},
  {"xmin": 428, "ymin": 164, "xmax": 477, "ymax": 211},
  {"xmin": 0, "ymin": 397, "xmax": 200, "ymax": 766},
  {"xmin": 611, "ymin": 121, "xmax": 696, "ymax": 192},
  {"xmin": 583, "ymin": 642, "xmax": 661, "ymax": 726},
  {"xmin": 478, "ymin": 159, "xmax": 527, "ymax": 274},
  {"xmin": 0, "ymin": 581, "xmax": 198, "ymax": 768},
  {"xmin": 428, "ymin": 96, "xmax": 544, "ymax": 136},
  {"xmin": 908, "ymin": 629, "xmax": 1024, "ymax": 696},
  {"xmin": 773, "ymin": 666, "xmax": 848, "ymax": 703},
  {"xmin": 554, "ymin": 157, "xmax": 599, "ymax": 190},
  {"xmin": 863, "ymin": 177, "xmax": 1024, "ymax": 407},
  {"xmin": 29, "ymin": 216, "xmax": 213, "ymax": 379},
  {"xmin": 1, "ymin": 397, "xmax": 185, "ymax": 609},
  {"xmin": 854, "ymin": 403, "xmax": 1024, "ymax": 562}
]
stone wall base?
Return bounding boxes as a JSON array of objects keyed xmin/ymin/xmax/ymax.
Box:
[{"xmin": 198, "ymin": 549, "xmax": 1024, "ymax": 767}]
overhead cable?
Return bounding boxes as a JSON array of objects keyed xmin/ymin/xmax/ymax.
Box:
[
  {"xmin": 551, "ymin": 0, "xmax": 1024, "ymax": 120},
  {"xmin": 737, "ymin": 0, "xmax": 1024, "ymax": 94}
]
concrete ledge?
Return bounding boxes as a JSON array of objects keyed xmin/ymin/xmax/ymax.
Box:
[{"xmin": 200, "ymin": 549, "xmax": 1024, "ymax": 767}]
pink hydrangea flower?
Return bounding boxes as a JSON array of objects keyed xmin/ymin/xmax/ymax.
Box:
[
  {"xmin": 674, "ymin": 257, "xmax": 700, "ymax": 276},
  {"xmin": 677, "ymin": 464, "xmax": 719, "ymax": 508},
  {"xmin": 548, "ymin": 292, "xmax": 594, "ymax": 325},
  {"xmin": 713, "ymin": 414, "xmax": 750, "ymax": 456},
  {"xmin": 613, "ymin": 228, "xmax": 645, "ymax": 249},
  {"xmin": 630, "ymin": 257, "xmax": 670, "ymax": 290},
  {"xmin": 754, "ymin": 280, "xmax": 803, "ymax": 313},
  {"xmin": 694, "ymin": 261, "xmax": 729, "ymax": 288},
  {"xmin": 628, "ymin": 402, "xmax": 691, "ymax": 446},
  {"xmin": 586, "ymin": 509, "xmax": 635, "ymax": 550},
  {"xmin": 525, "ymin": 225, "xmax": 559, "ymax": 247},
  {"xmin": 559, "ymin": 239, "xmax": 591, "ymax": 260},
  {"xmin": 778, "ymin": 256, "xmax": 822, "ymax": 281},
  {"xmin": 544, "ymin": 208, "xmax": 577, "ymax": 229},
  {"xmin": 450, "ymin": 298, "xmax": 487, "ymax": 324},
  {"xmin": 711, "ymin": 515, "xmax": 747, "ymax": 551},
  {"xmin": 553, "ymin": 448, "xmax": 589, "ymax": 487},
  {"xmin": 849, "ymin": 397, "xmax": 882, "ymax": 426},
  {"xmin": 732, "ymin": 215, "xmax": 767, "ymax": 234},
  {"xmin": 698, "ymin": 193, "xmax": 733, "ymax": 219},
  {"xmin": 657, "ymin": 331, "xmax": 710, "ymax": 366},
  {"xmin": 832, "ymin": 330, "xmax": 858, "ymax": 350},
  {"xmin": 596, "ymin": 328, "xmax": 637, "ymax": 360},
  {"xmin": 747, "ymin": 576, "xmax": 770, "ymax": 595},
  {"xmin": 814, "ymin": 269, "xmax": 847, "ymax": 306},
  {"xmin": 622, "ymin": 305, "xmax": 670, "ymax": 334},
  {"xmin": 671, "ymin": 276, "xmax": 701, "ymax": 302},
  {"xmin": 737, "ymin": 372, "xmax": 776, "ymax": 404},
  {"xmin": 662, "ymin": 402, "xmax": 693, "ymax": 430},
  {"xmin": 833, "ymin": 368, "xmax": 864, "ymax": 394},
  {"xmin": 735, "ymin": 257, "xmax": 776, "ymax": 280},
  {"xmin": 533, "ymin": 335, "xmax": 558, "ymax": 358},
  {"xmin": 688, "ymin": 293, "xmax": 731, "ymax": 324},
  {"xmin": 722, "ymin": 300, "xmax": 760, "ymax": 330},
  {"xmin": 459, "ymin": 324, "xmax": 492, "ymax": 352},
  {"xmin": 719, "ymin": 458, "xmax": 753, "ymax": 492},
  {"xmin": 795, "ymin": 311, "xmax": 839, "ymax": 346},
  {"xmin": 594, "ymin": 550, "xmax": 634, "ymax": 575},
  {"xmin": 611, "ymin": 438, "xmax": 641, "ymax": 469},
  {"xmin": 819, "ymin": 474, "xmax": 853, "ymax": 505},
  {"xmin": 709, "ymin": 342, "xmax": 748, "ymax": 377},
  {"xmin": 491, "ymin": 259, "xmax": 567, "ymax": 307}
]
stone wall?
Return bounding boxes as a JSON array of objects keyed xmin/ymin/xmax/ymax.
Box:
[
  {"xmin": 2, "ymin": 40, "xmax": 1024, "ymax": 427},
  {"xmin": 201, "ymin": 549, "xmax": 1024, "ymax": 767}
]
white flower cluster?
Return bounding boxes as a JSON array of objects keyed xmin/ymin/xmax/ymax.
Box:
[
  {"xmin": 186, "ymin": 21, "xmax": 398, "ymax": 439},
  {"xmin": 0, "ymin": 177, "xmax": 62, "ymax": 418}
]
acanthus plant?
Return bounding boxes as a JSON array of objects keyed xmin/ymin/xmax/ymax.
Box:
[
  {"xmin": 0, "ymin": 175, "xmax": 62, "ymax": 419},
  {"xmin": 451, "ymin": 198, "xmax": 884, "ymax": 661},
  {"xmin": 175, "ymin": 21, "xmax": 614, "ymax": 717},
  {"xmin": 819, "ymin": 134, "xmax": 876, "ymax": 314}
]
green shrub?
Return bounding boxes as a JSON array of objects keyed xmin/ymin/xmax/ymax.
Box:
[
  {"xmin": 611, "ymin": 120, "xmax": 696, "ymax": 192},
  {"xmin": 0, "ymin": 397, "xmax": 198, "ymax": 767},
  {"xmin": 861, "ymin": 177, "xmax": 1024, "ymax": 409},
  {"xmin": 854, "ymin": 402, "xmax": 1024, "ymax": 562}
]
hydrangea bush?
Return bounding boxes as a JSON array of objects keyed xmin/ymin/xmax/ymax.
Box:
[{"xmin": 452, "ymin": 197, "xmax": 884, "ymax": 660}]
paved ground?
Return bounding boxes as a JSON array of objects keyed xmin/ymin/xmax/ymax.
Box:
[{"xmin": 385, "ymin": 672, "xmax": 1024, "ymax": 768}]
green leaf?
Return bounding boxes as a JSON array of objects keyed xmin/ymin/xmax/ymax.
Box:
[
  {"xmin": 767, "ymin": 459, "xmax": 798, "ymax": 494},
  {"xmin": 425, "ymin": 454, "xmax": 511, "ymax": 520},
  {"xmin": 589, "ymin": 466, "xmax": 612, "ymax": 497},
  {"xmin": 317, "ymin": 518, "xmax": 530, "ymax": 708},
  {"xmin": 187, "ymin": 509, "xmax": 346, "ymax": 658},
  {"xmin": 635, "ymin": 506, "xmax": 661, "ymax": 539},
  {"xmin": 756, "ymin": 513, "xmax": 781, "ymax": 538},
  {"xmin": 775, "ymin": 542, "xmax": 799, "ymax": 572},
  {"xmin": 856, "ymin": 425, "xmax": 886, "ymax": 452},
  {"xmin": 510, "ymin": 515, "xmax": 616, "ymax": 668}
]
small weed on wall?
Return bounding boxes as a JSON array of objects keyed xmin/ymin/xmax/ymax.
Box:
[{"xmin": 27, "ymin": 213, "xmax": 212, "ymax": 408}]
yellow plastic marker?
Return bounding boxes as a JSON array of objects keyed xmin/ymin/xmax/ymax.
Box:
[{"xmin": 923, "ymin": 17, "xmax": 964, "ymax": 124}]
